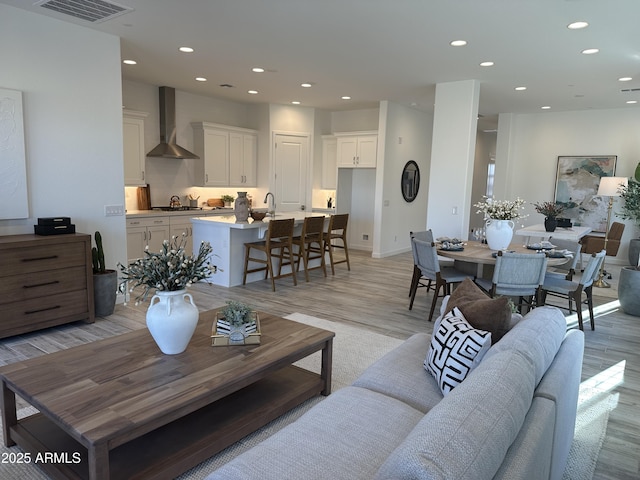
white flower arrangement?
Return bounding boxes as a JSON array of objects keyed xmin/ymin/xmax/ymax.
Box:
[
  {"xmin": 474, "ymin": 196, "xmax": 527, "ymax": 221},
  {"xmin": 118, "ymin": 234, "xmax": 217, "ymax": 304}
]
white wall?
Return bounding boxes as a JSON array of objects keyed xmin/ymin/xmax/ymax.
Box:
[
  {"xmin": 375, "ymin": 101, "xmax": 432, "ymax": 257},
  {"xmin": 501, "ymin": 108, "xmax": 640, "ymax": 264},
  {"xmin": 0, "ymin": 5, "xmax": 126, "ymax": 270}
]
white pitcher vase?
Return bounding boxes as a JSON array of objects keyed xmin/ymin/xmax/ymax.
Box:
[
  {"xmin": 485, "ymin": 219, "xmax": 514, "ymax": 251},
  {"xmin": 146, "ymin": 289, "xmax": 199, "ymax": 354}
]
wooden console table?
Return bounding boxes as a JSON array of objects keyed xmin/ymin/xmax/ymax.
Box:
[
  {"xmin": 0, "ymin": 310, "xmax": 334, "ymax": 479},
  {"xmin": 0, "ymin": 233, "xmax": 95, "ymax": 338}
]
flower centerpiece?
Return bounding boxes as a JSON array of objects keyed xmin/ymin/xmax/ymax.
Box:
[
  {"xmin": 118, "ymin": 234, "xmax": 217, "ymax": 354},
  {"xmin": 213, "ymin": 300, "xmax": 261, "ymax": 346},
  {"xmin": 473, "ymin": 196, "xmax": 527, "ymax": 250}
]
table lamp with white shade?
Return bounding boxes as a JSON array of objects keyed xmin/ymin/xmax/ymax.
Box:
[{"xmin": 594, "ymin": 176, "xmax": 628, "ymax": 288}]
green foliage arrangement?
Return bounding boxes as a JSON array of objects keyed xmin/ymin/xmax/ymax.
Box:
[
  {"xmin": 118, "ymin": 234, "xmax": 216, "ymax": 304},
  {"xmin": 474, "ymin": 196, "xmax": 527, "ymax": 221},
  {"xmin": 532, "ymin": 201, "xmax": 565, "ymax": 218},
  {"xmin": 92, "ymin": 231, "xmax": 106, "ymax": 274},
  {"xmin": 617, "ymin": 163, "xmax": 640, "ymax": 230},
  {"xmin": 221, "ymin": 300, "xmax": 255, "ymax": 326},
  {"xmin": 221, "ymin": 194, "xmax": 235, "ymax": 204}
]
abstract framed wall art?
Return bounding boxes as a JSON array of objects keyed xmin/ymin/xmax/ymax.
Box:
[
  {"xmin": 0, "ymin": 88, "xmax": 29, "ymax": 219},
  {"xmin": 554, "ymin": 155, "xmax": 617, "ymax": 232}
]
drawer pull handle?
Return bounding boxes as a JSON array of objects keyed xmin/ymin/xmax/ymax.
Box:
[
  {"xmin": 25, "ymin": 305, "xmax": 61, "ymax": 315},
  {"xmin": 22, "ymin": 255, "xmax": 59, "ymax": 262},
  {"xmin": 23, "ymin": 280, "xmax": 60, "ymax": 289}
]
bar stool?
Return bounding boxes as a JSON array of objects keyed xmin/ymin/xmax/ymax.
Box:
[
  {"xmin": 292, "ymin": 216, "xmax": 327, "ymax": 281},
  {"xmin": 323, "ymin": 213, "xmax": 351, "ymax": 275},
  {"xmin": 243, "ymin": 218, "xmax": 297, "ymax": 291}
]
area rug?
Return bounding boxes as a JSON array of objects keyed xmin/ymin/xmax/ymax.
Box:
[{"xmin": 0, "ymin": 314, "xmax": 613, "ymax": 480}]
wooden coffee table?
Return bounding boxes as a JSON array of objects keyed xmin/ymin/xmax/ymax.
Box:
[{"xmin": 0, "ymin": 310, "xmax": 334, "ymax": 480}]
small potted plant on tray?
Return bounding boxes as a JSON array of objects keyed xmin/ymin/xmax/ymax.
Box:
[
  {"xmin": 532, "ymin": 201, "xmax": 566, "ymax": 232},
  {"xmin": 213, "ymin": 300, "xmax": 261, "ymax": 345}
]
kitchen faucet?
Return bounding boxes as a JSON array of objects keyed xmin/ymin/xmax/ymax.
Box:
[{"xmin": 264, "ymin": 192, "xmax": 275, "ymax": 216}]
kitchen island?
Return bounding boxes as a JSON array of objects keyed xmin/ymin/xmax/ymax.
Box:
[{"xmin": 192, "ymin": 212, "xmax": 327, "ymax": 287}]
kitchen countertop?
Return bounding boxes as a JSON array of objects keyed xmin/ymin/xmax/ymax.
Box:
[
  {"xmin": 191, "ymin": 211, "xmax": 327, "ymax": 229},
  {"xmin": 126, "ymin": 208, "xmax": 233, "ymax": 218}
]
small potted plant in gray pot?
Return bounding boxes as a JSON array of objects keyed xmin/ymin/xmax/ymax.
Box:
[
  {"xmin": 617, "ymin": 163, "xmax": 640, "ymax": 316},
  {"xmin": 92, "ymin": 231, "xmax": 118, "ymax": 317}
]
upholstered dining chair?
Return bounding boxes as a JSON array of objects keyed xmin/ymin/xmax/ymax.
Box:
[
  {"xmin": 409, "ymin": 235, "xmax": 474, "ymax": 322},
  {"xmin": 474, "ymin": 251, "xmax": 548, "ymax": 313},
  {"xmin": 546, "ymin": 238, "xmax": 582, "ymax": 281},
  {"xmin": 243, "ymin": 218, "xmax": 297, "ymax": 291},
  {"xmin": 579, "ymin": 221, "xmax": 625, "ymax": 277},
  {"xmin": 408, "ymin": 230, "xmax": 434, "ymax": 297},
  {"xmin": 540, "ymin": 250, "xmax": 606, "ymax": 331}
]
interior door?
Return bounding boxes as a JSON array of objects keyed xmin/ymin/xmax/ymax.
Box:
[{"xmin": 274, "ymin": 133, "xmax": 309, "ymax": 212}]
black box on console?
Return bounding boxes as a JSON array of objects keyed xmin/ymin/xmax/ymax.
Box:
[
  {"xmin": 34, "ymin": 224, "xmax": 76, "ymax": 235},
  {"xmin": 37, "ymin": 216, "xmax": 72, "ymax": 226},
  {"xmin": 556, "ymin": 218, "xmax": 572, "ymax": 228}
]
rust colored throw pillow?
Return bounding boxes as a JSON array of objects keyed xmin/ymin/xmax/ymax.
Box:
[{"xmin": 444, "ymin": 278, "xmax": 512, "ymax": 343}]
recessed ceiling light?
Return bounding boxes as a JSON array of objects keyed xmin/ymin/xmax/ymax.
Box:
[
  {"xmin": 248, "ymin": 90, "xmax": 258, "ymax": 95},
  {"xmin": 450, "ymin": 40, "xmax": 467, "ymax": 47},
  {"xmin": 195, "ymin": 77, "xmax": 207, "ymax": 82},
  {"xmin": 179, "ymin": 47, "xmax": 194, "ymax": 53},
  {"xmin": 123, "ymin": 59, "xmax": 137, "ymax": 65},
  {"xmin": 619, "ymin": 77, "xmax": 633, "ymax": 82},
  {"xmin": 291, "ymin": 101, "xmax": 301, "ymax": 105},
  {"xmin": 567, "ymin": 21, "xmax": 589, "ymax": 30},
  {"xmin": 627, "ymin": 100, "xmax": 638, "ymax": 104},
  {"xmin": 479, "ymin": 61, "xmax": 494, "ymax": 67},
  {"xmin": 515, "ymin": 86, "xmax": 527, "ymax": 91},
  {"xmin": 341, "ymin": 96, "xmax": 351, "ymax": 100},
  {"xmin": 252, "ymin": 67, "xmax": 265, "ymax": 73},
  {"xmin": 301, "ymin": 83, "xmax": 313, "ymax": 88},
  {"xmin": 581, "ymin": 48, "xmax": 599, "ymax": 55},
  {"xmin": 541, "ymin": 106, "xmax": 551, "ymax": 110}
]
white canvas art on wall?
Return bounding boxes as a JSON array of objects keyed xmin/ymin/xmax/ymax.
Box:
[{"xmin": 0, "ymin": 88, "xmax": 29, "ymax": 219}]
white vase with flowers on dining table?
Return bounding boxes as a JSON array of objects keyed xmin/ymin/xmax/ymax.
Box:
[{"xmin": 474, "ymin": 196, "xmax": 527, "ymax": 251}]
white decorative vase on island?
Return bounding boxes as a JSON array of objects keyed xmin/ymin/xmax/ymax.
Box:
[
  {"xmin": 234, "ymin": 191, "xmax": 250, "ymax": 222},
  {"xmin": 146, "ymin": 289, "xmax": 199, "ymax": 354},
  {"xmin": 485, "ymin": 219, "xmax": 514, "ymax": 251}
]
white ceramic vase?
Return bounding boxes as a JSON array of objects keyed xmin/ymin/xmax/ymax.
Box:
[
  {"xmin": 146, "ymin": 289, "xmax": 199, "ymax": 354},
  {"xmin": 485, "ymin": 219, "xmax": 514, "ymax": 251}
]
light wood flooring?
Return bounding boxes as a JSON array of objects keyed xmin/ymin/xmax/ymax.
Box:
[{"xmin": 1, "ymin": 249, "xmax": 638, "ymax": 479}]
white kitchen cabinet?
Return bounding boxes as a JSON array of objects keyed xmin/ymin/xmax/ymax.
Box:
[
  {"xmin": 123, "ymin": 110, "xmax": 148, "ymax": 186},
  {"xmin": 126, "ymin": 217, "xmax": 170, "ymax": 263},
  {"xmin": 169, "ymin": 217, "xmax": 194, "ymax": 256},
  {"xmin": 192, "ymin": 122, "xmax": 257, "ymax": 187},
  {"xmin": 336, "ymin": 132, "xmax": 378, "ymax": 168},
  {"xmin": 321, "ymin": 135, "xmax": 337, "ymax": 189},
  {"xmin": 229, "ymin": 131, "xmax": 257, "ymax": 186}
]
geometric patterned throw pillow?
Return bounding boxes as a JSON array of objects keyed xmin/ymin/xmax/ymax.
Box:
[{"xmin": 424, "ymin": 307, "xmax": 492, "ymax": 396}]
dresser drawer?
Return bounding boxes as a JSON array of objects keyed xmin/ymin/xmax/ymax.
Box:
[
  {"xmin": 1, "ymin": 291, "xmax": 90, "ymax": 339},
  {"xmin": 0, "ymin": 243, "xmax": 86, "ymax": 276},
  {"xmin": 0, "ymin": 266, "xmax": 87, "ymax": 306}
]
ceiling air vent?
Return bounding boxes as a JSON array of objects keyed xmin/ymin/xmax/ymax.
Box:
[
  {"xmin": 621, "ymin": 88, "xmax": 640, "ymax": 93},
  {"xmin": 35, "ymin": 0, "xmax": 133, "ymax": 23}
]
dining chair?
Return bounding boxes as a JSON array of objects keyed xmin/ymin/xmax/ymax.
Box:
[
  {"xmin": 323, "ymin": 214, "xmax": 351, "ymax": 274},
  {"xmin": 540, "ymin": 250, "xmax": 606, "ymax": 331},
  {"xmin": 292, "ymin": 216, "xmax": 327, "ymax": 281},
  {"xmin": 579, "ymin": 222, "xmax": 625, "ymax": 281},
  {"xmin": 474, "ymin": 251, "xmax": 548, "ymax": 313},
  {"xmin": 546, "ymin": 238, "xmax": 581, "ymax": 280},
  {"xmin": 409, "ymin": 236, "xmax": 474, "ymax": 322},
  {"xmin": 408, "ymin": 230, "xmax": 434, "ymax": 297},
  {"xmin": 243, "ymin": 218, "xmax": 297, "ymax": 291}
]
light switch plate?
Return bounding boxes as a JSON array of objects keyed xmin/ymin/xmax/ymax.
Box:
[{"xmin": 105, "ymin": 204, "xmax": 125, "ymax": 216}]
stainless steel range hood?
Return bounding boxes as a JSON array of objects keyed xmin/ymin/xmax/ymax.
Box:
[{"xmin": 147, "ymin": 86, "xmax": 199, "ymax": 159}]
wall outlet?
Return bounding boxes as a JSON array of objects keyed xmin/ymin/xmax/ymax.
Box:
[
  {"xmin": 104, "ymin": 204, "xmax": 125, "ymax": 216},
  {"xmin": 362, "ymin": 234, "xmax": 369, "ymax": 241}
]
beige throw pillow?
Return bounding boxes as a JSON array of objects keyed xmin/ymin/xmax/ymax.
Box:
[{"xmin": 444, "ymin": 278, "xmax": 512, "ymax": 343}]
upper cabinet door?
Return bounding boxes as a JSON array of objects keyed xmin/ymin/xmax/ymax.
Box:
[
  {"xmin": 336, "ymin": 132, "xmax": 378, "ymax": 168},
  {"xmin": 229, "ymin": 132, "xmax": 257, "ymax": 187},
  {"xmin": 193, "ymin": 125, "xmax": 229, "ymax": 186},
  {"xmin": 337, "ymin": 136, "xmax": 358, "ymax": 167},
  {"xmin": 355, "ymin": 135, "xmax": 378, "ymax": 168},
  {"xmin": 321, "ymin": 136, "xmax": 337, "ymax": 189},
  {"xmin": 123, "ymin": 110, "xmax": 148, "ymax": 186}
]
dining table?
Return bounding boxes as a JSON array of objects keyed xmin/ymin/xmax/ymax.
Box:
[{"xmin": 437, "ymin": 240, "xmax": 571, "ymax": 278}]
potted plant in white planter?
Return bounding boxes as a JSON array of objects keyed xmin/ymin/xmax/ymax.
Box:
[
  {"xmin": 221, "ymin": 194, "xmax": 235, "ymax": 208},
  {"xmin": 92, "ymin": 231, "xmax": 118, "ymax": 317}
]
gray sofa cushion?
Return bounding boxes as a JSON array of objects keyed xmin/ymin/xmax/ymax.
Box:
[
  {"xmin": 483, "ymin": 306, "xmax": 566, "ymax": 385},
  {"xmin": 375, "ymin": 348, "xmax": 537, "ymax": 480},
  {"xmin": 205, "ymin": 386, "xmax": 425, "ymax": 480},
  {"xmin": 353, "ymin": 332, "xmax": 442, "ymax": 413}
]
